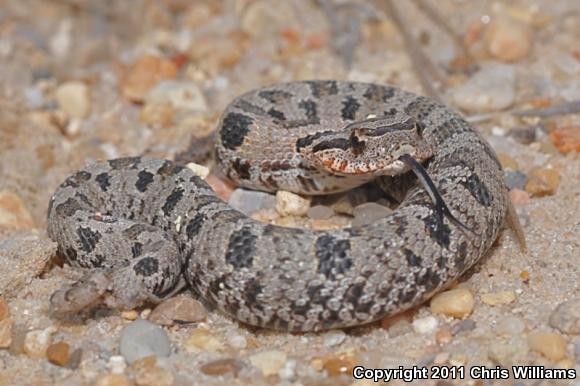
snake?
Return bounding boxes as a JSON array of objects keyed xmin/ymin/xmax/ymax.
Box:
[{"xmin": 47, "ymin": 80, "xmax": 521, "ymax": 332}]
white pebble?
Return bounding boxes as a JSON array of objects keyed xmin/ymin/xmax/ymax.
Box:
[
  {"xmin": 323, "ymin": 330, "xmax": 346, "ymax": 347},
  {"xmin": 106, "ymin": 355, "xmax": 127, "ymax": 374},
  {"xmin": 352, "ymin": 202, "xmax": 392, "ymax": 227},
  {"xmin": 55, "ymin": 81, "xmax": 91, "ymax": 119},
  {"xmin": 146, "ymin": 80, "xmax": 207, "ymax": 112},
  {"xmin": 249, "ymin": 350, "xmax": 287, "ymax": 376},
  {"xmin": 228, "ymin": 189, "xmax": 276, "ymax": 215},
  {"xmin": 23, "ymin": 326, "xmax": 56, "ymax": 359},
  {"xmin": 275, "ymin": 191, "xmax": 311, "ymax": 216},
  {"xmin": 412, "ymin": 316, "xmax": 438, "ymax": 334},
  {"xmin": 185, "ymin": 163, "xmax": 209, "ymax": 179},
  {"xmin": 119, "ymin": 319, "xmax": 171, "ymax": 364}
]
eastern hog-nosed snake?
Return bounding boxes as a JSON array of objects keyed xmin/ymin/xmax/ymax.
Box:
[{"xmin": 47, "ymin": 80, "xmax": 516, "ymax": 331}]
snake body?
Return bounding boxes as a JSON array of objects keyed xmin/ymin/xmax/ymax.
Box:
[{"xmin": 47, "ymin": 81, "xmax": 509, "ymax": 331}]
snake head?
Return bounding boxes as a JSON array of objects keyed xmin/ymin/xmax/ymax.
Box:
[{"xmin": 297, "ymin": 115, "xmax": 434, "ymax": 176}]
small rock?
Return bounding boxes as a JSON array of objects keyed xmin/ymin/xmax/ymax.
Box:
[
  {"xmin": 509, "ymin": 188, "xmax": 531, "ymax": 205},
  {"xmin": 23, "ymin": 327, "xmax": 56, "ymax": 359},
  {"xmin": 505, "ymin": 170, "xmax": 528, "ymax": 190},
  {"xmin": 249, "ymin": 350, "xmax": 287, "ymax": 376},
  {"xmin": 449, "ymin": 63, "xmax": 516, "ymax": 112},
  {"xmin": 488, "ymin": 342, "xmax": 528, "ymax": 367},
  {"xmin": 525, "ymin": 168, "xmax": 560, "ymax": 197},
  {"xmin": 497, "ymin": 153, "xmax": 519, "ymax": 170},
  {"xmin": 322, "ymin": 354, "xmax": 358, "ymax": 376},
  {"xmin": 200, "ymin": 358, "xmax": 245, "ymax": 377},
  {"xmin": 484, "ymin": 17, "xmax": 533, "ymax": 62},
  {"xmin": 94, "ymin": 374, "xmax": 133, "ymax": 386},
  {"xmin": 119, "ymin": 319, "xmax": 171, "ymax": 364},
  {"xmin": 310, "ymin": 216, "xmax": 351, "ymax": 230},
  {"xmin": 323, "ymin": 330, "xmax": 346, "ymax": 347},
  {"xmin": 307, "ymin": 205, "xmax": 335, "ymax": 220},
  {"xmin": 352, "ymin": 202, "xmax": 392, "ymax": 227},
  {"xmin": 121, "ymin": 310, "xmax": 139, "ymax": 320},
  {"xmin": 430, "ymin": 288, "xmax": 474, "ymax": 318},
  {"xmin": 510, "ymin": 126, "xmax": 537, "ymax": 144},
  {"xmin": 549, "ymin": 299, "xmax": 580, "ymax": 334},
  {"xmin": 120, "ymin": 55, "xmax": 178, "ymax": 103},
  {"xmin": 381, "ymin": 310, "xmax": 414, "ymax": 337},
  {"xmin": 550, "ymin": 127, "xmax": 580, "ymax": 154},
  {"xmin": 250, "ymin": 208, "xmax": 279, "ymax": 223},
  {"xmin": 275, "ymin": 191, "xmax": 311, "ymax": 216},
  {"xmin": 0, "ymin": 190, "xmax": 35, "ymax": 229},
  {"xmin": 225, "ymin": 331, "xmax": 247, "ymax": 350},
  {"xmin": 55, "ymin": 81, "xmax": 91, "ymax": 119},
  {"xmin": 67, "ymin": 348, "xmax": 83, "ymax": 370},
  {"xmin": 106, "ymin": 355, "xmax": 127, "ymax": 374},
  {"xmin": 139, "ymin": 102, "xmax": 174, "ymax": 128},
  {"xmin": 134, "ymin": 365, "xmax": 174, "ymax": 386},
  {"xmin": 450, "ymin": 319, "xmax": 477, "ymax": 335},
  {"xmin": 146, "ymin": 80, "xmax": 207, "ymax": 112},
  {"xmin": 24, "ymin": 86, "xmax": 45, "ymax": 109},
  {"xmin": 46, "ymin": 341, "xmax": 70, "ymax": 366},
  {"xmin": 412, "ymin": 316, "xmax": 438, "ymax": 334},
  {"xmin": 435, "ymin": 328, "xmax": 453, "ymax": 345},
  {"xmin": 527, "ymin": 332, "xmax": 568, "ymax": 361},
  {"xmin": 481, "ymin": 291, "xmax": 517, "ymax": 306},
  {"xmin": 496, "ymin": 317, "xmax": 526, "ymax": 336},
  {"xmin": 0, "ymin": 318, "xmax": 13, "ymax": 348},
  {"xmin": 148, "ymin": 296, "xmax": 207, "ymax": 326},
  {"xmin": 185, "ymin": 163, "xmax": 210, "ymax": 179},
  {"xmin": 0, "ymin": 298, "xmax": 9, "ymax": 321},
  {"xmin": 229, "ymin": 189, "xmax": 276, "ymax": 215},
  {"xmin": 185, "ymin": 328, "xmax": 223, "ymax": 352}
]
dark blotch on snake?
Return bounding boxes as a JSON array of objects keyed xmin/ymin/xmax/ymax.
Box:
[
  {"xmin": 220, "ymin": 112, "xmax": 254, "ymax": 150},
  {"xmin": 162, "ymin": 187, "xmax": 184, "ymax": 216},
  {"xmin": 131, "ymin": 242, "xmax": 143, "ymax": 258},
  {"xmin": 258, "ymin": 89, "xmax": 293, "ymax": 104},
  {"xmin": 242, "ymin": 278, "xmax": 263, "ymax": 305},
  {"xmin": 267, "ymin": 108, "xmax": 286, "ymax": 121},
  {"xmin": 312, "ymin": 138, "xmax": 351, "ymax": 152},
  {"xmin": 363, "ymin": 84, "xmax": 395, "ymax": 103},
  {"xmin": 423, "ymin": 213, "xmax": 451, "ymax": 249},
  {"xmin": 308, "ymin": 80, "xmax": 338, "ymax": 98},
  {"xmin": 295, "ymin": 130, "xmax": 334, "ymax": 151},
  {"xmin": 341, "ymin": 96, "xmax": 360, "ymax": 120},
  {"xmin": 135, "ymin": 170, "xmax": 155, "ymax": 192},
  {"xmin": 462, "ymin": 173, "xmax": 492, "ymax": 207},
  {"xmin": 134, "ymin": 256, "xmax": 159, "ymax": 277},
  {"xmin": 95, "ymin": 173, "xmax": 111, "ymax": 192},
  {"xmin": 54, "ymin": 198, "xmax": 84, "ymax": 217},
  {"xmin": 298, "ymin": 99, "xmax": 319, "ymax": 124},
  {"xmin": 186, "ymin": 213, "xmax": 206, "ymax": 239},
  {"xmin": 108, "ymin": 157, "xmax": 140, "ymax": 170},
  {"xmin": 315, "ymin": 235, "xmax": 352, "ymax": 279},
  {"xmin": 403, "ymin": 249, "xmax": 422, "ymax": 267},
  {"xmin": 61, "ymin": 171, "xmax": 91, "ymax": 188},
  {"xmin": 231, "ymin": 158, "xmax": 251, "ymax": 179},
  {"xmin": 76, "ymin": 226, "xmax": 101, "ymax": 253},
  {"xmin": 225, "ymin": 227, "xmax": 257, "ymax": 269}
]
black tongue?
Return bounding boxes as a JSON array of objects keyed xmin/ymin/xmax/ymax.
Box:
[{"xmin": 398, "ymin": 154, "xmax": 472, "ymax": 233}]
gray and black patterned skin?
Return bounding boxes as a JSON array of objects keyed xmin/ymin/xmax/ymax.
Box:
[{"xmin": 47, "ymin": 81, "xmax": 509, "ymax": 331}]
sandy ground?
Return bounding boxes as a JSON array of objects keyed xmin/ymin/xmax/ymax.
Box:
[{"xmin": 0, "ymin": 1, "xmax": 579, "ymax": 385}]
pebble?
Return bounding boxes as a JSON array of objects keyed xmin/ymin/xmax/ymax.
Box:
[
  {"xmin": 185, "ymin": 328, "xmax": 223, "ymax": 352},
  {"xmin": 275, "ymin": 191, "xmax": 311, "ymax": 216},
  {"xmin": 509, "ymin": 188, "xmax": 532, "ymax": 205},
  {"xmin": 148, "ymin": 296, "xmax": 207, "ymax": 326},
  {"xmin": 106, "ymin": 355, "xmax": 127, "ymax": 374},
  {"xmin": 120, "ymin": 55, "xmax": 178, "ymax": 103},
  {"xmin": 381, "ymin": 310, "xmax": 414, "ymax": 337},
  {"xmin": 24, "ymin": 86, "xmax": 45, "ymax": 109},
  {"xmin": 412, "ymin": 316, "xmax": 439, "ymax": 334},
  {"xmin": 0, "ymin": 190, "xmax": 35, "ymax": 229},
  {"xmin": 449, "ymin": 63, "xmax": 516, "ymax": 112},
  {"xmin": 430, "ymin": 288, "xmax": 474, "ymax": 318},
  {"xmin": 200, "ymin": 358, "xmax": 245, "ymax": 377},
  {"xmin": 228, "ymin": 189, "xmax": 276, "ymax": 215},
  {"xmin": 549, "ymin": 127, "xmax": 580, "ymax": 154},
  {"xmin": 435, "ymin": 328, "xmax": 453, "ymax": 345},
  {"xmin": 0, "ymin": 318, "xmax": 13, "ymax": 348},
  {"xmin": 322, "ymin": 353, "xmax": 358, "ymax": 376},
  {"xmin": 94, "ymin": 374, "xmax": 133, "ymax": 386},
  {"xmin": 250, "ymin": 208, "xmax": 279, "ymax": 223},
  {"xmin": 549, "ymin": 299, "xmax": 580, "ymax": 334},
  {"xmin": 185, "ymin": 163, "xmax": 210, "ymax": 179},
  {"xmin": 146, "ymin": 80, "xmax": 207, "ymax": 112},
  {"xmin": 249, "ymin": 349, "xmax": 287, "ymax": 376},
  {"xmin": 23, "ymin": 327, "xmax": 56, "ymax": 359},
  {"xmin": 119, "ymin": 319, "xmax": 171, "ymax": 364},
  {"xmin": 527, "ymin": 332, "xmax": 568, "ymax": 361},
  {"xmin": 524, "ymin": 168, "xmax": 560, "ymax": 197},
  {"xmin": 450, "ymin": 319, "xmax": 477, "ymax": 335},
  {"xmin": 225, "ymin": 331, "xmax": 248, "ymax": 350},
  {"xmin": 484, "ymin": 17, "xmax": 533, "ymax": 62},
  {"xmin": 504, "ymin": 170, "xmax": 528, "ymax": 190},
  {"xmin": 46, "ymin": 341, "xmax": 70, "ymax": 366},
  {"xmin": 134, "ymin": 365, "xmax": 174, "ymax": 386},
  {"xmin": 55, "ymin": 81, "xmax": 91, "ymax": 119},
  {"xmin": 496, "ymin": 317, "xmax": 526, "ymax": 336},
  {"xmin": 497, "ymin": 153, "xmax": 519, "ymax": 170},
  {"xmin": 121, "ymin": 310, "xmax": 139, "ymax": 320},
  {"xmin": 323, "ymin": 330, "xmax": 346, "ymax": 347},
  {"xmin": 351, "ymin": 202, "xmax": 392, "ymax": 227},
  {"xmin": 487, "ymin": 342, "xmax": 527, "ymax": 367},
  {"xmin": 139, "ymin": 102, "xmax": 174, "ymax": 128},
  {"xmin": 0, "ymin": 297, "xmax": 8, "ymax": 321},
  {"xmin": 307, "ymin": 205, "xmax": 335, "ymax": 220},
  {"xmin": 481, "ymin": 291, "xmax": 517, "ymax": 306}
]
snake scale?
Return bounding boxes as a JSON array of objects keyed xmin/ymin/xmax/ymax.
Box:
[{"xmin": 47, "ymin": 80, "xmax": 514, "ymax": 332}]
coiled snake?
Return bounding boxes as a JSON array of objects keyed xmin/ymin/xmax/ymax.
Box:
[{"xmin": 47, "ymin": 81, "xmax": 522, "ymax": 331}]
